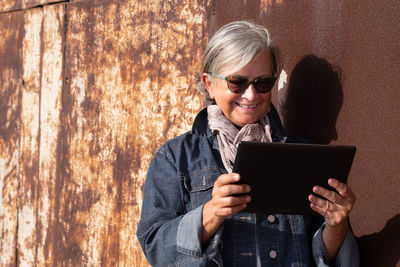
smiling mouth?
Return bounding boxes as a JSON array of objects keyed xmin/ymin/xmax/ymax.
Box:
[{"xmin": 237, "ymin": 103, "xmax": 257, "ymax": 109}]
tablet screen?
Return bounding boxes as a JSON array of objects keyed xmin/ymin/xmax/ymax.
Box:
[{"xmin": 232, "ymin": 142, "xmax": 356, "ymax": 214}]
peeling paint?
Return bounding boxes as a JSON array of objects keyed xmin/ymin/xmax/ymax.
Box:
[
  {"xmin": 18, "ymin": 6, "xmax": 43, "ymax": 267},
  {"xmin": 38, "ymin": 4, "xmax": 65, "ymax": 266},
  {"xmin": 0, "ymin": 1, "xmax": 21, "ymax": 13},
  {"xmin": 60, "ymin": 2, "xmax": 209, "ymax": 265},
  {"xmin": 0, "ymin": 9, "xmax": 24, "ymax": 267},
  {"xmin": 22, "ymin": 0, "xmax": 66, "ymax": 10},
  {"xmin": 1, "ymin": 3, "xmax": 209, "ymax": 266}
]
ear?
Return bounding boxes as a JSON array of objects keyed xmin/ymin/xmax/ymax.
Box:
[{"xmin": 201, "ymin": 73, "xmax": 215, "ymax": 99}]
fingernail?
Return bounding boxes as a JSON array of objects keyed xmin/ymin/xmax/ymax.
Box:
[{"xmin": 314, "ymin": 186, "xmax": 320, "ymax": 193}]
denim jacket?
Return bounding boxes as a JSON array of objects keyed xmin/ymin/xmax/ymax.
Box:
[{"xmin": 137, "ymin": 105, "xmax": 359, "ymax": 267}]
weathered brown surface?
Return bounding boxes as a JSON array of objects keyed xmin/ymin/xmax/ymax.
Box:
[
  {"xmin": 337, "ymin": 2, "xmax": 400, "ymax": 266},
  {"xmin": 1, "ymin": 0, "xmax": 398, "ymax": 266},
  {"xmin": 0, "ymin": 0, "xmax": 64, "ymax": 13},
  {"xmin": 0, "ymin": 0, "xmax": 21, "ymax": 13},
  {"xmin": 213, "ymin": 1, "xmax": 400, "ymax": 266},
  {"xmin": 0, "ymin": 10, "xmax": 24, "ymax": 267},
  {"xmin": 58, "ymin": 1, "xmax": 207, "ymax": 266},
  {"xmin": 23, "ymin": 0, "xmax": 68, "ymax": 10},
  {"xmin": 1, "ymin": 0, "xmax": 210, "ymax": 265},
  {"xmin": 17, "ymin": 7, "xmax": 43, "ymax": 266},
  {"xmin": 32, "ymin": 4, "xmax": 65, "ymax": 266}
]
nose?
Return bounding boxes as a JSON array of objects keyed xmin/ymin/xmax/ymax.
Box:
[{"xmin": 241, "ymin": 84, "xmax": 257, "ymax": 100}]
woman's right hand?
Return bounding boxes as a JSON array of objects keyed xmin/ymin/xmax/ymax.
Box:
[{"xmin": 201, "ymin": 173, "xmax": 251, "ymax": 245}]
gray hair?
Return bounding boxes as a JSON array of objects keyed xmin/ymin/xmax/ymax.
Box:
[{"xmin": 196, "ymin": 20, "xmax": 281, "ymax": 105}]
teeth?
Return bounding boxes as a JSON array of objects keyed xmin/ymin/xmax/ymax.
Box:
[{"xmin": 239, "ymin": 104, "xmax": 256, "ymax": 109}]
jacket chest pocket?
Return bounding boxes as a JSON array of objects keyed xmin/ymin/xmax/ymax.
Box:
[{"xmin": 182, "ymin": 168, "xmax": 223, "ymax": 210}]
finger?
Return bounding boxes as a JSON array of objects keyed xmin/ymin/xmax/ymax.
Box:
[
  {"xmin": 309, "ymin": 202, "xmax": 328, "ymax": 217},
  {"xmin": 313, "ymin": 186, "xmax": 343, "ymax": 205},
  {"xmin": 220, "ymin": 195, "xmax": 251, "ymax": 207},
  {"xmin": 309, "ymin": 197, "xmax": 350, "ymax": 226},
  {"xmin": 219, "ymin": 183, "xmax": 251, "ymax": 197},
  {"xmin": 328, "ymin": 179, "xmax": 356, "ymax": 202},
  {"xmin": 308, "ymin": 194, "xmax": 332, "ymax": 210},
  {"xmin": 215, "ymin": 204, "xmax": 248, "ymax": 217},
  {"xmin": 309, "ymin": 194, "xmax": 338, "ymax": 217},
  {"xmin": 214, "ymin": 173, "xmax": 240, "ymax": 188},
  {"xmin": 309, "ymin": 192, "xmax": 353, "ymax": 218}
]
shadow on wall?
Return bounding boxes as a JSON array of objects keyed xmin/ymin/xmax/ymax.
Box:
[
  {"xmin": 281, "ymin": 54, "xmax": 343, "ymax": 144},
  {"xmin": 357, "ymin": 214, "xmax": 400, "ymax": 267},
  {"xmin": 282, "ymin": 55, "xmax": 400, "ymax": 267}
]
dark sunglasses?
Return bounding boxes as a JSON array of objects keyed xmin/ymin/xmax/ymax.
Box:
[{"xmin": 209, "ymin": 72, "xmax": 277, "ymax": 94}]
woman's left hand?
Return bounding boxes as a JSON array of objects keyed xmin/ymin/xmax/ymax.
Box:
[
  {"xmin": 309, "ymin": 178, "xmax": 357, "ymax": 260},
  {"xmin": 308, "ymin": 178, "xmax": 356, "ymax": 227}
]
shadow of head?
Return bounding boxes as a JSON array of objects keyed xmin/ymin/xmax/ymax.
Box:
[
  {"xmin": 357, "ymin": 214, "xmax": 400, "ymax": 267},
  {"xmin": 282, "ymin": 55, "xmax": 343, "ymax": 144}
]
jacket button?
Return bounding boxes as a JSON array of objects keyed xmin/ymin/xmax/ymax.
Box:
[
  {"xmin": 269, "ymin": 250, "xmax": 277, "ymax": 259},
  {"xmin": 267, "ymin": 215, "xmax": 276, "ymax": 223}
]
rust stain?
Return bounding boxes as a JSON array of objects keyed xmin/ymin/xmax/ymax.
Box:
[
  {"xmin": 1, "ymin": 0, "xmax": 210, "ymax": 266},
  {"xmin": 17, "ymin": 6, "xmax": 43, "ymax": 267},
  {"xmin": 61, "ymin": 0, "xmax": 209, "ymax": 265},
  {"xmin": 0, "ymin": 1, "xmax": 21, "ymax": 13},
  {"xmin": 0, "ymin": 9, "xmax": 24, "ymax": 267},
  {"xmin": 22, "ymin": 0, "xmax": 66, "ymax": 9},
  {"xmin": 38, "ymin": 4, "xmax": 65, "ymax": 266},
  {"xmin": 0, "ymin": 1, "xmax": 65, "ymax": 13}
]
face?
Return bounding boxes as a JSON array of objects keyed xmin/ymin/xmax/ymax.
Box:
[{"xmin": 202, "ymin": 52, "xmax": 275, "ymax": 127}]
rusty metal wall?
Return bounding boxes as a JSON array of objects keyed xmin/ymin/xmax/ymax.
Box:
[
  {"xmin": 0, "ymin": 9, "xmax": 24, "ymax": 266},
  {"xmin": 212, "ymin": 0, "xmax": 400, "ymax": 266},
  {"xmin": 0, "ymin": 0, "xmax": 62, "ymax": 12},
  {"xmin": 1, "ymin": 0, "xmax": 399, "ymax": 266},
  {"xmin": 1, "ymin": 0, "xmax": 209, "ymax": 266}
]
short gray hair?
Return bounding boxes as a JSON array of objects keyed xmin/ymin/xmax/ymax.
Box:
[{"xmin": 196, "ymin": 20, "xmax": 281, "ymax": 105}]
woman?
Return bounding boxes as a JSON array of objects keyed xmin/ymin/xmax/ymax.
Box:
[{"xmin": 137, "ymin": 20, "xmax": 359, "ymax": 266}]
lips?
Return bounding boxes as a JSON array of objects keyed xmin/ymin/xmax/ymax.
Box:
[{"xmin": 237, "ymin": 103, "xmax": 257, "ymax": 109}]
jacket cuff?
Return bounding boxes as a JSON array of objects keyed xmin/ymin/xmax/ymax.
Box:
[
  {"xmin": 312, "ymin": 222, "xmax": 360, "ymax": 267},
  {"xmin": 176, "ymin": 204, "xmax": 223, "ymax": 259},
  {"xmin": 312, "ymin": 222, "xmax": 330, "ymax": 267},
  {"xmin": 176, "ymin": 205, "xmax": 204, "ymax": 257},
  {"xmin": 332, "ymin": 225, "xmax": 360, "ymax": 267}
]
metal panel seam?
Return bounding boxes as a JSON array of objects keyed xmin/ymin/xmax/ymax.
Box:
[{"xmin": 0, "ymin": 0, "xmax": 69, "ymax": 15}]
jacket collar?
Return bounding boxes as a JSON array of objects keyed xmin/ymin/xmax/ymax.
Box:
[
  {"xmin": 191, "ymin": 107, "xmax": 213, "ymax": 137},
  {"xmin": 191, "ymin": 103, "xmax": 288, "ymax": 142}
]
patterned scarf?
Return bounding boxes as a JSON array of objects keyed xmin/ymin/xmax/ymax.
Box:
[{"xmin": 207, "ymin": 105, "xmax": 272, "ymax": 172}]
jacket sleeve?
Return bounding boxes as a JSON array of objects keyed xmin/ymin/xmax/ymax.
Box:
[
  {"xmin": 312, "ymin": 222, "xmax": 360, "ymax": 267},
  {"xmin": 136, "ymin": 149, "xmax": 222, "ymax": 267}
]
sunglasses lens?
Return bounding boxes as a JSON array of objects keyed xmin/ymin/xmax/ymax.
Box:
[
  {"xmin": 226, "ymin": 76, "xmax": 277, "ymax": 94},
  {"xmin": 227, "ymin": 78, "xmax": 248, "ymax": 93},
  {"xmin": 254, "ymin": 77, "xmax": 276, "ymax": 93}
]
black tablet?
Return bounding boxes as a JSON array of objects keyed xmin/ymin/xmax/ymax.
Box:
[{"xmin": 232, "ymin": 141, "xmax": 356, "ymax": 214}]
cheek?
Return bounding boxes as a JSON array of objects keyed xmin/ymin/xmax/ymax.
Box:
[
  {"xmin": 213, "ymin": 79, "xmax": 226, "ymax": 94},
  {"xmin": 223, "ymin": 94, "xmax": 240, "ymax": 108},
  {"xmin": 262, "ymin": 93, "xmax": 272, "ymax": 105},
  {"xmin": 211, "ymin": 81, "xmax": 232, "ymax": 102}
]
